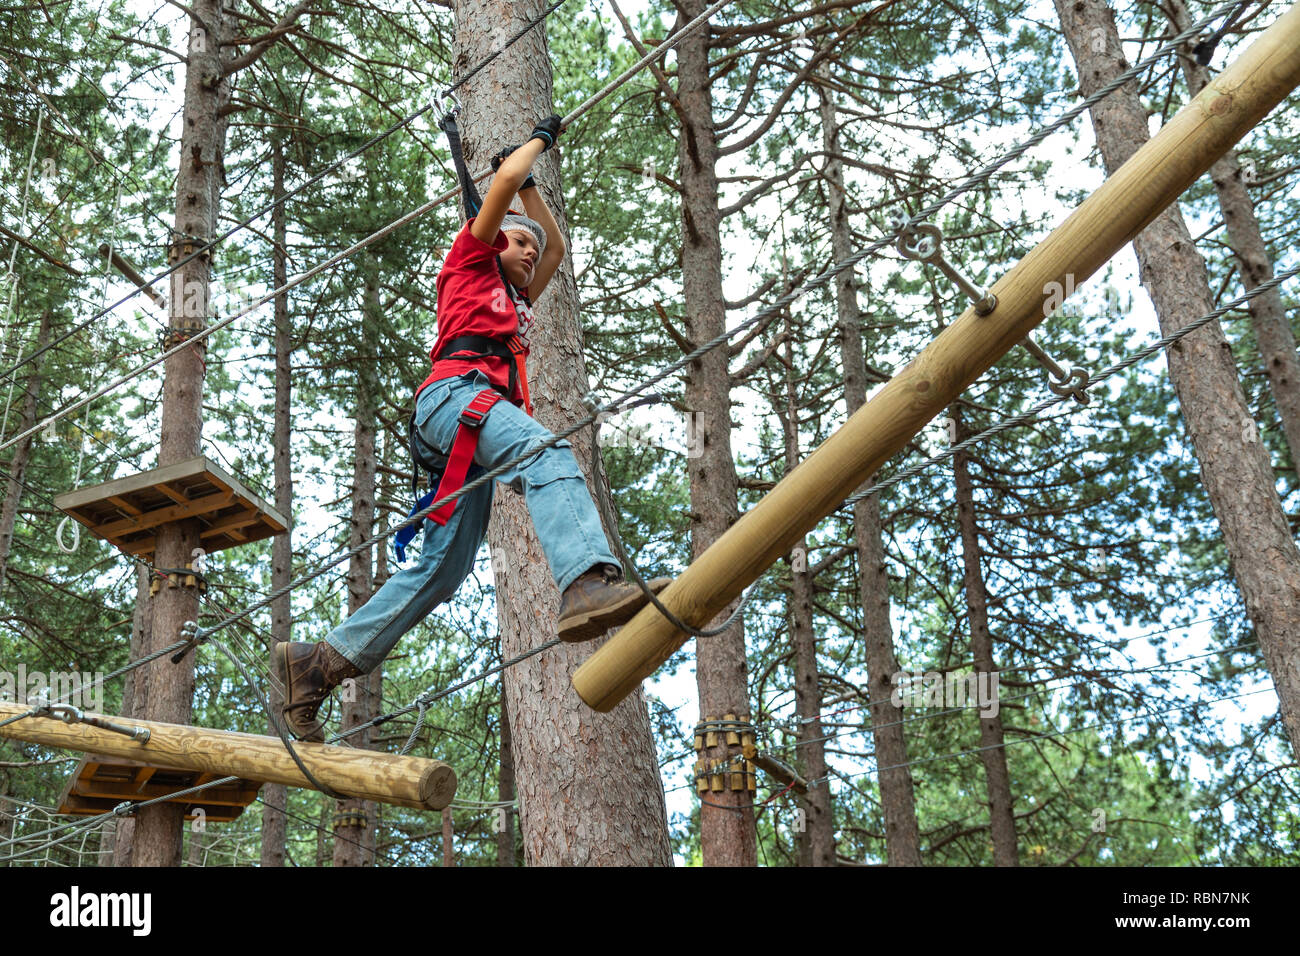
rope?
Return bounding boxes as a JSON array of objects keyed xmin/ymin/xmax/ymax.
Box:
[
  {"xmin": 0, "ymin": 0, "xmax": 1263, "ymax": 777},
  {"xmin": 330, "ymin": 637, "xmax": 563, "ymax": 746},
  {"xmin": 0, "ymin": 52, "xmax": 178, "ymax": 239},
  {"xmin": 892, "ymin": 0, "xmax": 1252, "ymax": 238},
  {"xmin": 441, "ymin": 0, "xmax": 571, "ymax": 100},
  {"xmin": 228, "ymin": 0, "xmax": 1265, "ymax": 650},
  {"xmin": 0, "ymin": 0, "xmax": 741, "ymax": 656},
  {"xmin": 793, "ymin": 640, "xmax": 1259, "ymax": 753},
  {"xmin": 206, "ymin": 638, "xmax": 350, "ymax": 801}
]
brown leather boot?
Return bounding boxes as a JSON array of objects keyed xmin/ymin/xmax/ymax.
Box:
[
  {"xmin": 557, "ymin": 564, "xmax": 672, "ymax": 644},
  {"xmin": 271, "ymin": 641, "xmax": 363, "ymax": 742}
]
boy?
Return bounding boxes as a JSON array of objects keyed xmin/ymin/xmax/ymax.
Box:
[{"xmin": 272, "ymin": 115, "xmax": 666, "ymax": 741}]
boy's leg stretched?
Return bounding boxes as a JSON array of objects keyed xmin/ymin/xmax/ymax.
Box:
[
  {"xmin": 273, "ymin": 370, "xmax": 667, "ymax": 738},
  {"xmin": 273, "ymin": 471, "xmax": 492, "ymax": 740}
]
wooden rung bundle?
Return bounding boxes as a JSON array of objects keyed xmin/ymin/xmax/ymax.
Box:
[{"xmin": 693, "ymin": 713, "xmax": 758, "ymax": 794}]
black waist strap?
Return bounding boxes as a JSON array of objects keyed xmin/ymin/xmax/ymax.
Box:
[{"xmin": 436, "ymin": 335, "xmax": 515, "ymax": 400}]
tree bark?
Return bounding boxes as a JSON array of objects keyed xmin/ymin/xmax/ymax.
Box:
[
  {"xmin": 112, "ymin": 563, "xmax": 152, "ymax": 866},
  {"xmin": 676, "ymin": 0, "xmax": 756, "ymax": 867},
  {"xmin": 952, "ymin": 408, "xmax": 1018, "ymax": 866},
  {"xmin": 333, "ymin": 251, "xmax": 380, "ymax": 867},
  {"xmin": 441, "ymin": 806, "xmax": 454, "ymax": 866},
  {"xmin": 261, "ymin": 130, "xmax": 291, "ymax": 869},
  {"xmin": 133, "ymin": 0, "xmax": 231, "ymax": 866},
  {"xmin": 452, "ymin": 0, "xmax": 672, "ymax": 866},
  {"xmin": 816, "ymin": 63, "xmax": 923, "ymax": 865},
  {"xmin": 1055, "ymin": 0, "xmax": 1300, "ymax": 759},
  {"xmin": 497, "ymin": 690, "xmax": 516, "ymax": 866},
  {"xmin": 1165, "ymin": 0, "xmax": 1300, "ymax": 482},
  {"xmin": 777, "ymin": 324, "xmax": 834, "ymax": 866},
  {"xmin": 0, "ymin": 780, "xmax": 12, "ymax": 866},
  {"xmin": 0, "ymin": 309, "xmax": 50, "ymax": 593}
]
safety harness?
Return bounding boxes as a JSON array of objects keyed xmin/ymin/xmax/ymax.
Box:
[{"xmin": 395, "ymin": 102, "xmax": 535, "ymax": 562}]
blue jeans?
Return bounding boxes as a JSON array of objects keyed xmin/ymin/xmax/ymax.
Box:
[{"xmin": 325, "ymin": 369, "xmax": 620, "ymax": 673}]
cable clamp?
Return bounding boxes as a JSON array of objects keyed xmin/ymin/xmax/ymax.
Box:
[
  {"xmin": 893, "ymin": 217, "xmax": 998, "ymax": 316},
  {"xmin": 172, "ymin": 619, "xmax": 212, "ymax": 664},
  {"xmin": 45, "ymin": 702, "xmax": 150, "ymax": 742},
  {"xmin": 1020, "ymin": 332, "xmax": 1091, "ymax": 405}
]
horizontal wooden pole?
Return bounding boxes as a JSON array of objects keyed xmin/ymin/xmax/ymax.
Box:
[
  {"xmin": 573, "ymin": 2, "xmax": 1300, "ymax": 711},
  {"xmin": 0, "ymin": 702, "xmax": 456, "ymax": 811}
]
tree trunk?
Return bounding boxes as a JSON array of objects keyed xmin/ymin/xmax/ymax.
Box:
[
  {"xmin": 261, "ymin": 131, "xmax": 291, "ymax": 869},
  {"xmin": 333, "ymin": 252, "xmax": 380, "ymax": 867},
  {"xmin": 816, "ymin": 64, "xmax": 923, "ymax": 865},
  {"xmin": 1165, "ymin": 0, "xmax": 1300, "ymax": 482},
  {"xmin": 452, "ymin": 0, "xmax": 672, "ymax": 866},
  {"xmin": 0, "ymin": 780, "xmax": 12, "ymax": 866},
  {"xmin": 497, "ymin": 690, "xmax": 516, "ymax": 866},
  {"xmin": 777, "ymin": 326, "xmax": 833, "ymax": 866},
  {"xmin": 952, "ymin": 408, "xmax": 1018, "ymax": 866},
  {"xmin": 1055, "ymin": 0, "xmax": 1300, "ymax": 759},
  {"xmin": 441, "ymin": 807, "xmax": 454, "ymax": 866},
  {"xmin": 676, "ymin": 0, "xmax": 755, "ymax": 867},
  {"xmin": 133, "ymin": 0, "xmax": 230, "ymax": 866},
  {"xmin": 112, "ymin": 563, "xmax": 152, "ymax": 866},
  {"xmin": 0, "ymin": 309, "xmax": 50, "ymax": 593}
]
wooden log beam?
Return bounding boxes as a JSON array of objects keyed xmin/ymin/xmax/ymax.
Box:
[
  {"xmin": 0, "ymin": 702, "xmax": 456, "ymax": 811},
  {"xmin": 573, "ymin": 3, "xmax": 1300, "ymax": 711}
]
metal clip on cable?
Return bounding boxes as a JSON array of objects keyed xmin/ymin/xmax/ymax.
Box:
[
  {"xmin": 893, "ymin": 218, "xmax": 998, "ymax": 316},
  {"xmin": 439, "ymin": 88, "xmax": 462, "ymax": 117},
  {"xmin": 47, "ymin": 702, "xmax": 150, "ymax": 742},
  {"xmin": 172, "ymin": 619, "xmax": 210, "ymax": 664},
  {"xmin": 894, "ymin": 216, "xmax": 1091, "ymax": 404},
  {"xmin": 1021, "ymin": 332, "xmax": 1091, "ymax": 405}
]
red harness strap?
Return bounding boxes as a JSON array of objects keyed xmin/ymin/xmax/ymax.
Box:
[
  {"xmin": 427, "ymin": 388, "xmax": 504, "ymax": 526},
  {"xmin": 507, "ymin": 335, "xmax": 533, "ymax": 417}
]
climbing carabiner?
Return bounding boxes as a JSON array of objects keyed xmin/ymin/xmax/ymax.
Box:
[{"xmin": 439, "ymin": 88, "xmax": 462, "ymax": 118}]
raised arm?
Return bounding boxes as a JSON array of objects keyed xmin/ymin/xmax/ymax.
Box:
[
  {"xmin": 517, "ymin": 184, "xmax": 566, "ymax": 300},
  {"xmin": 470, "ymin": 115, "xmax": 562, "ymax": 248}
]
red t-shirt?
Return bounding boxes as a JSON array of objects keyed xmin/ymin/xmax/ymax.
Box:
[{"xmin": 418, "ymin": 218, "xmax": 532, "ymax": 400}]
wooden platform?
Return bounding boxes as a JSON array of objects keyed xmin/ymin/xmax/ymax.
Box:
[
  {"xmin": 53, "ymin": 455, "xmax": 287, "ymax": 559},
  {"xmin": 57, "ymin": 754, "xmax": 262, "ymax": 823}
]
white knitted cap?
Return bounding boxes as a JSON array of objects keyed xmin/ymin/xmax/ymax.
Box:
[{"xmin": 501, "ymin": 212, "xmax": 546, "ymax": 256}]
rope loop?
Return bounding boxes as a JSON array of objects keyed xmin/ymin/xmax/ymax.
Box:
[{"xmin": 55, "ymin": 516, "xmax": 80, "ymax": 554}]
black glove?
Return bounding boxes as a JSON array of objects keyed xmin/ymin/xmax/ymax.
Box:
[
  {"xmin": 490, "ymin": 144, "xmax": 518, "ymax": 171},
  {"xmin": 528, "ymin": 114, "xmax": 562, "ymax": 152},
  {"xmin": 490, "ymin": 145, "xmax": 536, "ymax": 190}
]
